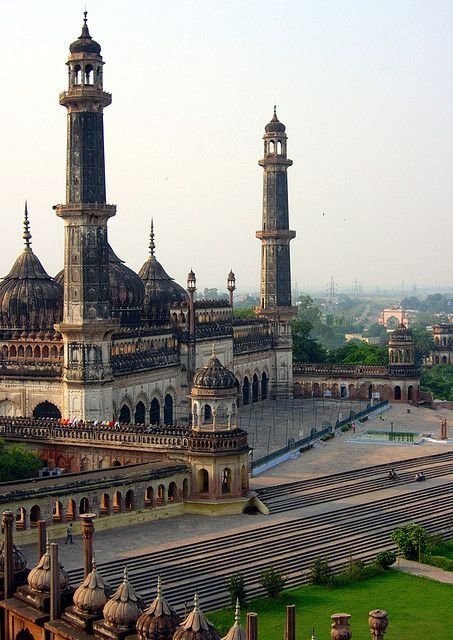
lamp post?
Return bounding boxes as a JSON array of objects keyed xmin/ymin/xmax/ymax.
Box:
[{"xmin": 227, "ymin": 270, "xmax": 236, "ymax": 309}]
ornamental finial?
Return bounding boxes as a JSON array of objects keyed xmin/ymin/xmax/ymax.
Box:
[
  {"xmin": 23, "ymin": 201, "xmax": 32, "ymax": 248},
  {"xmin": 149, "ymin": 219, "xmax": 155, "ymax": 257}
]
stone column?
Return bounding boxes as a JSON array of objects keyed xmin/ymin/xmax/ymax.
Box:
[
  {"xmin": 285, "ymin": 605, "xmax": 296, "ymax": 640},
  {"xmin": 331, "ymin": 613, "xmax": 351, "ymax": 640},
  {"xmin": 368, "ymin": 610, "xmax": 388, "ymax": 640},
  {"xmin": 246, "ymin": 612, "xmax": 258, "ymax": 640},
  {"xmin": 2, "ymin": 510, "xmax": 14, "ymax": 598},
  {"xmin": 80, "ymin": 513, "xmax": 96, "ymax": 578},
  {"xmin": 37, "ymin": 520, "xmax": 47, "ymax": 559}
]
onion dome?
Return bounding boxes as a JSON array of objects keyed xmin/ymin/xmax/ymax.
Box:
[
  {"xmin": 103, "ymin": 567, "xmax": 144, "ymax": 630},
  {"xmin": 0, "ymin": 540, "xmax": 27, "ymax": 576},
  {"xmin": 138, "ymin": 220, "xmax": 188, "ymax": 323},
  {"xmin": 136, "ymin": 576, "xmax": 181, "ymax": 640},
  {"xmin": 173, "ymin": 594, "xmax": 221, "ymax": 640},
  {"xmin": 70, "ymin": 11, "xmax": 101, "ymax": 55},
  {"xmin": 193, "ymin": 349, "xmax": 237, "ymax": 390},
  {"xmin": 73, "ymin": 558, "xmax": 111, "ymax": 615},
  {"xmin": 27, "ymin": 540, "xmax": 69, "ymax": 593},
  {"xmin": 221, "ymin": 601, "xmax": 245, "ymax": 640},
  {"xmin": 108, "ymin": 245, "xmax": 145, "ymax": 311},
  {"xmin": 0, "ymin": 203, "xmax": 63, "ymax": 331},
  {"xmin": 265, "ymin": 106, "xmax": 286, "ymax": 133}
]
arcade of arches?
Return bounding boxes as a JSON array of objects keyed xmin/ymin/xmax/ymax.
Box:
[{"xmin": 293, "ymin": 376, "xmax": 418, "ymax": 404}]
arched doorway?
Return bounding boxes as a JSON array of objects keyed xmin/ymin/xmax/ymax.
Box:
[
  {"xmin": 30, "ymin": 505, "xmax": 41, "ymax": 528},
  {"xmin": 394, "ymin": 386, "xmax": 402, "ymax": 400},
  {"xmin": 125, "ymin": 490, "xmax": 134, "ymax": 511},
  {"xmin": 119, "ymin": 404, "xmax": 131, "ymax": 424},
  {"xmin": 261, "ymin": 372, "xmax": 268, "ymax": 400},
  {"xmin": 164, "ymin": 394, "xmax": 173, "ymax": 425},
  {"xmin": 145, "ymin": 486, "xmax": 154, "ymax": 507},
  {"xmin": 79, "ymin": 497, "xmax": 90, "ymax": 515},
  {"xmin": 242, "ymin": 377, "xmax": 250, "ymax": 405},
  {"xmin": 134, "ymin": 401, "xmax": 146, "ymax": 425},
  {"xmin": 222, "ymin": 468, "xmax": 232, "ymax": 494},
  {"xmin": 183, "ymin": 478, "xmax": 189, "ymax": 499},
  {"xmin": 150, "ymin": 398, "xmax": 160, "ymax": 425},
  {"xmin": 408, "ymin": 385, "xmax": 413, "ymax": 401},
  {"xmin": 100, "ymin": 494, "xmax": 110, "ymax": 516},
  {"xmin": 204, "ymin": 404, "xmax": 212, "ymax": 423},
  {"xmin": 198, "ymin": 469, "xmax": 209, "ymax": 493},
  {"xmin": 168, "ymin": 482, "xmax": 177, "ymax": 502},
  {"xmin": 113, "ymin": 491, "xmax": 122, "ymax": 513},
  {"xmin": 252, "ymin": 374, "xmax": 259, "ymax": 403},
  {"xmin": 33, "ymin": 401, "xmax": 61, "ymax": 419}
]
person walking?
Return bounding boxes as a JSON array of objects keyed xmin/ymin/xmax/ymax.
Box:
[{"xmin": 65, "ymin": 522, "xmax": 74, "ymax": 544}]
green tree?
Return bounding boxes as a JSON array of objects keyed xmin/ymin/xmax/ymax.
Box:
[
  {"xmin": 363, "ymin": 323, "xmax": 388, "ymax": 339},
  {"xmin": 411, "ymin": 327, "xmax": 435, "ymax": 366},
  {"xmin": 0, "ymin": 439, "xmax": 42, "ymax": 482},
  {"xmin": 233, "ymin": 307, "xmax": 257, "ymax": 319},
  {"xmin": 329, "ymin": 341, "xmax": 388, "ymax": 365},
  {"xmin": 420, "ymin": 365, "xmax": 453, "ymax": 400},
  {"xmin": 226, "ymin": 572, "xmax": 247, "ymax": 607},
  {"xmin": 391, "ymin": 524, "xmax": 429, "ymax": 561},
  {"xmin": 308, "ymin": 558, "xmax": 332, "ymax": 586},
  {"xmin": 259, "ymin": 566, "xmax": 287, "ymax": 598}
]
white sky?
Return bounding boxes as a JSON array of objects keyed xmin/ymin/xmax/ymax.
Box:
[{"xmin": 1, "ymin": 1, "xmax": 452, "ymax": 295}]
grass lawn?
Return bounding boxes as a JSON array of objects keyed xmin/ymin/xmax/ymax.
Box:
[{"xmin": 207, "ymin": 571, "xmax": 452, "ymax": 640}]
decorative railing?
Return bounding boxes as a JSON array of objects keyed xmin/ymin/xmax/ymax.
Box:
[
  {"xmin": 233, "ymin": 336, "xmax": 273, "ymax": 354},
  {"xmin": 0, "ymin": 362, "xmax": 62, "ymax": 378},
  {"xmin": 195, "ymin": 323, "xmax": 233, "ymax": 339},
  {"xmin": 112, "ymin": 348, "xmax": 180, "ymax": 374},
  {"xmin": 293, "ymin": 363, "xmax": 389, "ymax": 376}
]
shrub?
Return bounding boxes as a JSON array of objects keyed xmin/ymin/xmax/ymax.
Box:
[
  {"xmin": 375, "ymin": 550, "xmax": 397, "ymax": 569},
  {"xmin": 309, "ymin": 558, "xmax": 332, "ymax": 586},
  {"xmin": 259, "ymin": 566, "xmax": 287, "ymax": 598},
  {"xmin": 226, "ymin": 572, "xmax": 247, "ymax": 607},
  {"xmin": 391, "ymin": 524, "xmax": 429, "ymax": 561},
  {"xmin": 426, "ymin": 556, "xmax": 453, "ymax": 572}
]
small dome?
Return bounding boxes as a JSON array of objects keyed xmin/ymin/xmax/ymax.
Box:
[
  {"xmin": 138, "ymin": 221, "xmax": 188, "ymax": 323},
  {"xmin": 70, "ymin": 12, "xmax": 101, "ymax": 55},
  {"xmin": 73, "ymin": 559, "xmax": 111, "ymax": 615},
  {"xmin": 0, "ymin": 541, "xmax": 27, "ymax": 576},
  {"xmin": 389, "ymin": 323, "xmax": 413, "ymax": 343},
  {"xmin": 136, "ymin": 576, "xmax": 181, "ymax": 640},
  {"xmin": 0, "ymin": 205, "xmax": 63, "ymax": 331},
  {"xmin": 221, "ymin": 601, "xmax": 245, "ymax": 640},
  {"xmin": 103, "ymin": 567, "xmax": 144, "ymax": 630},
  {"xmin": 173, "ymin": 594, "xmax": 221, "ymax": 640},
  {"xmin": 193, "ymin": 353, "xmax": 237, "ymax": 390},
  {"xmin": 265, "ymin": 107, "xmax": 286, "ymax": 134},
  {"xmin": 27, "ymin": 542, "xmax": 69, "ymax": 593}
]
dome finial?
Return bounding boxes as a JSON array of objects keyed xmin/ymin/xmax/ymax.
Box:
[
  {"xmin": 149, "ymin": 218, "xmax": 155, "ymax": 257},
  {"xmin": 234, "ymin": 599, "xmax": 241, "ymax": 627},
  {"xmin": 156, "ymin": 575, "xmax": 162, "ymax": 599},
  {"xmin": 211, "ymin": 343, "xmax": 216, "ymax": 357},
  {"xmin": 84, "ymin": 8, "xmax": 88, "ymax": 25},
  {"xmin": 23, "ymin": 200, "xmax": 32, "ymax": 248}
]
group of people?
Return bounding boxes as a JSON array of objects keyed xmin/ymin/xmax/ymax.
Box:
[{"xmin": 387, "ymin": 468, "xmax": 426, "ymax": 482}]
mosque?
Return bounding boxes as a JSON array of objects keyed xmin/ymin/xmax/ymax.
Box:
[{"xmin": 0, "ymin": 14, "xmax": 296, "ymax": 425}]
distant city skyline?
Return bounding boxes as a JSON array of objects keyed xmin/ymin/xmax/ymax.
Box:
[{"xmin": 1, "ymin": 1, "xmax": 452, "ymax": 293}]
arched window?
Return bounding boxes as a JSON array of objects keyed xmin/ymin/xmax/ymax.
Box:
[
  {"xmin": 198, "ymin": 469, "xmax": 209, "ymax": 493},
  {"xmin": 9, "ymin": 345, "xmax": 16, "ymax": 357},
  {"xmin": 183, "ymin": 478, "xmax": 189, "ymax": 500},
  {"xmin": 80, "ymin": 457, "xmax": 90, "ymax": 472},
  {"xmin": 119, "ymin": 404, "xmax": 131, "ymax": 424},
  {"xmin": 269, "ymin": 140, "xmax": 275, "ymax": 154},
  {"xmin": 222, "ymin": 468, "xmax": 232, "ymax": 494},
  {"xmin": 204, "ymin": 404, "xmax": 212, "ymax": 423},
  {"xmin": 134, "ymin": 401, "xmax": 146, "ymax": 425},
  {"xmin": 42, "ymin": 345, "xmax": 49, "ymax": 358},
  {"xmin": 150, "ymin": 398, "xmax": 160, "ymax": 425},
  {"xmin": 85, "ymin": 64, "xmax": 94, "ymax": 84},
  {"xmin": 164, "ymin": 394, "xmax": 173, "ymax": 425},
  {"xmin": 33, "ymin": 401, "xmax": 61, "ymax": 419},
  {"xmin": 15, "ymin": 507, "xmax": 26, "ymax": 530},
  {"xmin": 18, "ymin": 345, "xmax": 24, "ymax": 358},
  {"xmin": 25, "ymin": 345, "xmax": 32, "ymax": 358},
  {"xmin": 34, "ymin": 345, "xmax": 41, "ymax": 358},
  {"xmin": 277, "ymin": 140, "xmax": 282, "ymax": 154},
  {"xmin": 73, "ymin": 64, "xmax": 81, "ymax": 85},
  {"xmin": 51, "ymin": 346, "xmax": 58, "ymax": 359}
]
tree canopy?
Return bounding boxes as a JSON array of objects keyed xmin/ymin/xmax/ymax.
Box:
[
  {"xmin": 0, "ymin": 439, "xmax": 42, "ymax": 482},
  {"xmin": 421, "ymin": 365, "xmax": 453, "ymax": 400},
  {"xmin": 328, "ymin": 341, "xmax": 388, "ymax": 365}
]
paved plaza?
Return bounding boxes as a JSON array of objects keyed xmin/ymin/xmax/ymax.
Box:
[{"xmin": 20, "ymin": 401, "xmax": 453, "ymax": 575}]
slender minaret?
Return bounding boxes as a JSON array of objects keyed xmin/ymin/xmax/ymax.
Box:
[
  {"xmin": 55, "ymin": 13, "xmax": 117, "ymax": 420},
  {"xmin": 256, "ymin": 108, "xmax": 296, "ymax": 398}
]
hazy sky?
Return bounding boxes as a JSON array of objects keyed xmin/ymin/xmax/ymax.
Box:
[{"xmin": 1, "ymin": 1, "xmax": 453, "ymax": 296}]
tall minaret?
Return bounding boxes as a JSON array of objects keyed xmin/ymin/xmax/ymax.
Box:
[
  {"xmin": 256, "ymin": 108, "xmax": 296, "ymax": 399},
  {"xmin": 55, "ymin": 13, "xmax": 117, "ymax": 420}
]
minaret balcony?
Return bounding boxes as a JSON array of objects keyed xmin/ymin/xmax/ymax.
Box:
[
  {"xmin": 256, "ymin": 229, "xmax": 296, "ymax": 242},
  {"xmin": 54, "ymin": 203, "xmax": 116, "ymax": 220},
  {"xmin": 59, "ymin": 87, "xmax": 112, "ymax": 108}
]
